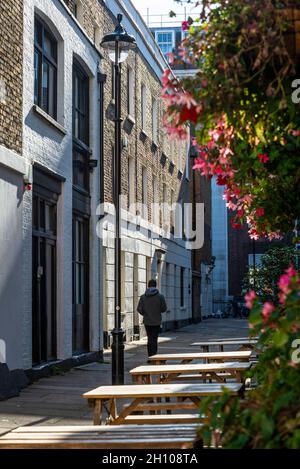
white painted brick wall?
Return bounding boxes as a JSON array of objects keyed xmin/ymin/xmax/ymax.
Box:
[{"xmin": 22, "ymin": 0, "xmax": 102, "ymax": 366}]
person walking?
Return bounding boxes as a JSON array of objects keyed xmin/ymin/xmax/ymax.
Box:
[{"xmin": 137, "ymin": 279, "xmax": 167, "ymax": 358}]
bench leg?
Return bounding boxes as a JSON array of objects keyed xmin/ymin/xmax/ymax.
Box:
[{"xmin": 94, "ymin": 400, "xmax": 102, "ymax": 425}]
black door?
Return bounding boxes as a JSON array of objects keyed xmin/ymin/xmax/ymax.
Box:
[
  {"xmin": 72, "ymin": 214, "xmax": 89, "ymax": 353},
  {"xmin": 192, "ymin": 275, "xmax": 201, "ymax": 323},
  {"xmin": 32, "ymin": 193, "xmax": 57, "ymax": 365}
]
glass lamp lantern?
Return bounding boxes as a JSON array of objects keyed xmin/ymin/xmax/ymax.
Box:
[{"xmin": 101, "ymin": 14, "xmax": 136, "ymax": 63}]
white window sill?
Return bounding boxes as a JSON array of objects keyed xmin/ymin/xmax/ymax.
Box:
[
  {"xmin": 33, "ymin": 105, "xmax": 67, "ymax": 135},
  {"xmin": 127, "ymin": 114, "xmax": 136, "ymax": 125}
]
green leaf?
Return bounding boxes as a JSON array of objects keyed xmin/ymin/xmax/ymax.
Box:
[{"xmin": 273, "ymin": 330, "xmax": 289, "ymax": 347}]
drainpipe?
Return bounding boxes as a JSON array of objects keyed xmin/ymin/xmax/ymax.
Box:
[
  {"xmin": 97, "ymin": 69, "xmax": 106, "ymax": 354},
  {"xmin": 98, "ymin": 70, "xmax": 107, "ymax": 205}
]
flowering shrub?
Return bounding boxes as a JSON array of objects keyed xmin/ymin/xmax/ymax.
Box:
[
  {"xmin": 163, "ymin": 0, "xmax": 300, "ymax": 239},
  {"xmin": 197, "ymin": 267, "xmax": 300, "ymax": 448},
  {"xmin": 243, "ymin": 246, "xmax": 297, "ymax": 303}
]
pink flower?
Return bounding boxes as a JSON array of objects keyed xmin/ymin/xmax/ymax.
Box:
[
  {"xmin": 285, "ymin": 265, "xmax": 297, "ymax": 278},
  {"xmin": 256, "ymin": 207, "xmax": 265, "ymax": 218},
  {"xmin": 262, "ymin": 302, "xmax": 275, "ymax": 323},
  {"xmin": 258, "ymin": 153, "xmax": 269, "ymax": 164},
  {"xmin": 237, "ymin": 209, "xmax": 244, "ymax": 218},
  {"xmin": 245, "ymin": 290, "xmax": 256, "ymax": 310},
  {"xmin": 278, "ymin": 274, "xmax": 291, "ymax": 292},
  {"xmin": 291, "ymin": 130, "xmax": 300, "ymax": 137},
  {"xmin": 182, "ymin": 21, "xmax": 190, "ymax": 31}
]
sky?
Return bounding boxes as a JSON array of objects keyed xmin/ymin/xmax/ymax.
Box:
[{"xmin": 131, "ymin": 0, "xmax": 198, "ymax": 27}]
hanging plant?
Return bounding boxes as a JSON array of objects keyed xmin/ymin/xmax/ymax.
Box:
[{"xmin": 163, "ymin": 0, "xmax": 300, "ymax": 239}]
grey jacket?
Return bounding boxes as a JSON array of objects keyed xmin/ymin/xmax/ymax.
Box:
[{"xmin": 137, "ymin": 288, "xmax": 167, "ymax": 326}]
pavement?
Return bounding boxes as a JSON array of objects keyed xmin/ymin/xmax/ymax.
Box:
[{"xmin": 0, "ymin": 318, "xmax": 249, "ymax": 435}]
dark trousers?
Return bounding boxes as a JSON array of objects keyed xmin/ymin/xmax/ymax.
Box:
[{"xmin": 145, "ymin": 325, "xmax": 160, "ymax": 357}]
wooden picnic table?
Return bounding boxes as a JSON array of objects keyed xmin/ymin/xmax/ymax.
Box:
[
  {"xmin": 149, "ymin": 350, "xmax": 252, "ymax": 365},
  {"xmin": 190, "ymin": 340, "xmax": 258, "ymax": 353},
  {"xmin": 0, "ymin": 424, "xmax": 202, "ymax": 449},
  {"xmin": 83, "ymin": 383, "xmax": 244, "ymax": 426},
  {"xmin": 130, "ymin": 361, "xmax": 251, "ymax": 384},
  {"xmin": 205, "ymin": 337, "xmax": 258, "ymax": 342}
]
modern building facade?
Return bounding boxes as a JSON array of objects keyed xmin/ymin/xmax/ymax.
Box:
[{"xmin": 0, "ymin": 0, "xmax": 193, "ymax": 394}]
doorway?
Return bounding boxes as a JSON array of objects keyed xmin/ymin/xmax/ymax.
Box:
[
  {"xmin": 72, "ymin": 214, "xmax": 89, "ymax": 354},
  {"xmin": 32, "ymin": 191, "xmax": 57, "ymax": 365}
]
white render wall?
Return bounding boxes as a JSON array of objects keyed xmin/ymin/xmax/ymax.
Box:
[
  {"xmin": 22, "ymin": 0, "xmax": 102, "ymax": 368},
  {"xmin": 102, "ymin": 206, "xmax": 192, "ymax": 340}
]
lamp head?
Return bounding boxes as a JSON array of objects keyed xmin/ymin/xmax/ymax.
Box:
[{"xmin": 101, "ymin": 14, "xmax": 136, "ymax": 63}]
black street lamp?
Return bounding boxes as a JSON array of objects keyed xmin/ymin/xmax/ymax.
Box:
[{"xmin": 101, "ymin": 15, "xmax": 136, "ymax": 385}]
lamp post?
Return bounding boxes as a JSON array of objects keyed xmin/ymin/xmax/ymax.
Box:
[{"xmin": 101, "ymin": 15, "xmax": 136, "ymax": 385}]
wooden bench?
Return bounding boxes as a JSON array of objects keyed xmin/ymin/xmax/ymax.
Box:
[
  {"xmin": 83, "ymin": 382, "xmax": 244, "ymax": 425},
  {"xmin": 0, "ymin": 424, "xmax": 202, "ymax": 449},
  {"xmin": 205, "ymin": 337, "xmax": 258, "ymax": 342},
  {"xmin": 190, "ymin": 340, "xmax": 258, "ymax": 353},
  {"xmin": 148, "ymin": 351, "xmax": 252, "ymax": 365},
  {"xmin": 130, "ymin": 362, "xmax": 252, "ymax": 384}
]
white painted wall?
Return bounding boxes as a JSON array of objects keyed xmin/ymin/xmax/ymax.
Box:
[
  {"xmin": 22, "ymin": 0, "xmax": 102, "ymax": 367},
  {"xmin": 0, "ymin": 151, "xmax": 28, "ymax": 369}
]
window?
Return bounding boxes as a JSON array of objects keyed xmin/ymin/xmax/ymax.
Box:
[
  {"xmin": 155, "ymin": 31, "xmax": 174, "ymax": 61},
  {"xmin": 128, "ymin": 156, "xmax": 135, "ymax": 210},
  {"xmin": 152, "ymin": 175, "xmax": 159, "ymax": 226},
  {"xmin": 171, "ymin": 189, "xmax": 175, "ymax": 229},
  {"xmin": 248, "ymin": 254, "xmax": 263, "ymax": 267},
  {"xmin": 162, "ymin": 183, "xmax": 169, "ymax": 230},
  {"xmin": 73, "ymin": 61, "xmax": 89, "ymax": 192},
  {"xmin": 93, "ymin": 25, "xmax": 101, "ymax": 49},
  {"xmin": 111, "ymin": 63, "xmax": 115, "ymax": 100},
  {"xmin": 141, "ymin": 84, "xmax": 146, "ymax": 132},
  {"xmin": 34, "ymin": 16, "xmax": 57, "ymax": 119},
  {"xmin": 74, "ymin": 0, "xmax": 84, "ymax": 23},
  {"xmin": 127, "ymin": 67, "xmax": 134, "ymax": 117},
  {"xmin": 142, "ymin": 167, "xmax": 148, "ymax": 220},
  {"xmin": 152, "ymin": 97, "xmax": 158, "ymax": 144},
  {"xmin": 180, "ymin": 267, "xmax": 185, "ymax": 307}
]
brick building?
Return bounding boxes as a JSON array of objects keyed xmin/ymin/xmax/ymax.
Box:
[{"xmin": 0, "ymin": 0, "xmax": 192, "ymax": 393}]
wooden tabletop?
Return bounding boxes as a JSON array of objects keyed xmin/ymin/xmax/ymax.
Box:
[
  {"xmin": 149, "ymin": 351, "xmax": 252, "ymax": 362},
  {"xmin": 129, "ymin": 362, "xmax": 251, "ymax": 375},
  {"xmin": 83, "ymin": 382, "xmax": 243, "ymax": 399},
  {"xmin": 191, "ymin": 340, "xmax": 258, "ymax": 347},
  {"xmin": 0, "ymin": 425, "xmax": 201, "ymax": 449},
  {"xmin": 205, "ymin": 337, "xmax": 258, "ymax": 342}
]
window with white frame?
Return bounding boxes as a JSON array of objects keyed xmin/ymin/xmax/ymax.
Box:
[
  {"xmin": 127, "ymin": 66, "xmax": 134, "ymax": 117},
  {"xmin": 128, "ymin": 156, "xmax": 135, "ymax": 210},
  {"xmin": 141, "ymin": 83, "xmax": 146, "ymax": 132},
  {"xmin": 162, "ymin": 183, "xmax": 169, "ymax": 230},
  {"xmin": 155, "ymin": 31, "xmax": 174, "ymax": 61},
  {"xmin": 152, "ymin": 97, "xmax": 158, "ymax": 144},
  {"xmin": 142, "ymin": 167, "xmax": 148, "ymax": 220},
  {"xmin": 152, "ymin": 175, "xmax": 159, "ymax": 226},
  {"xmin": 74, "ymin": 0, "xmax": 84, "ymax": 24}
]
